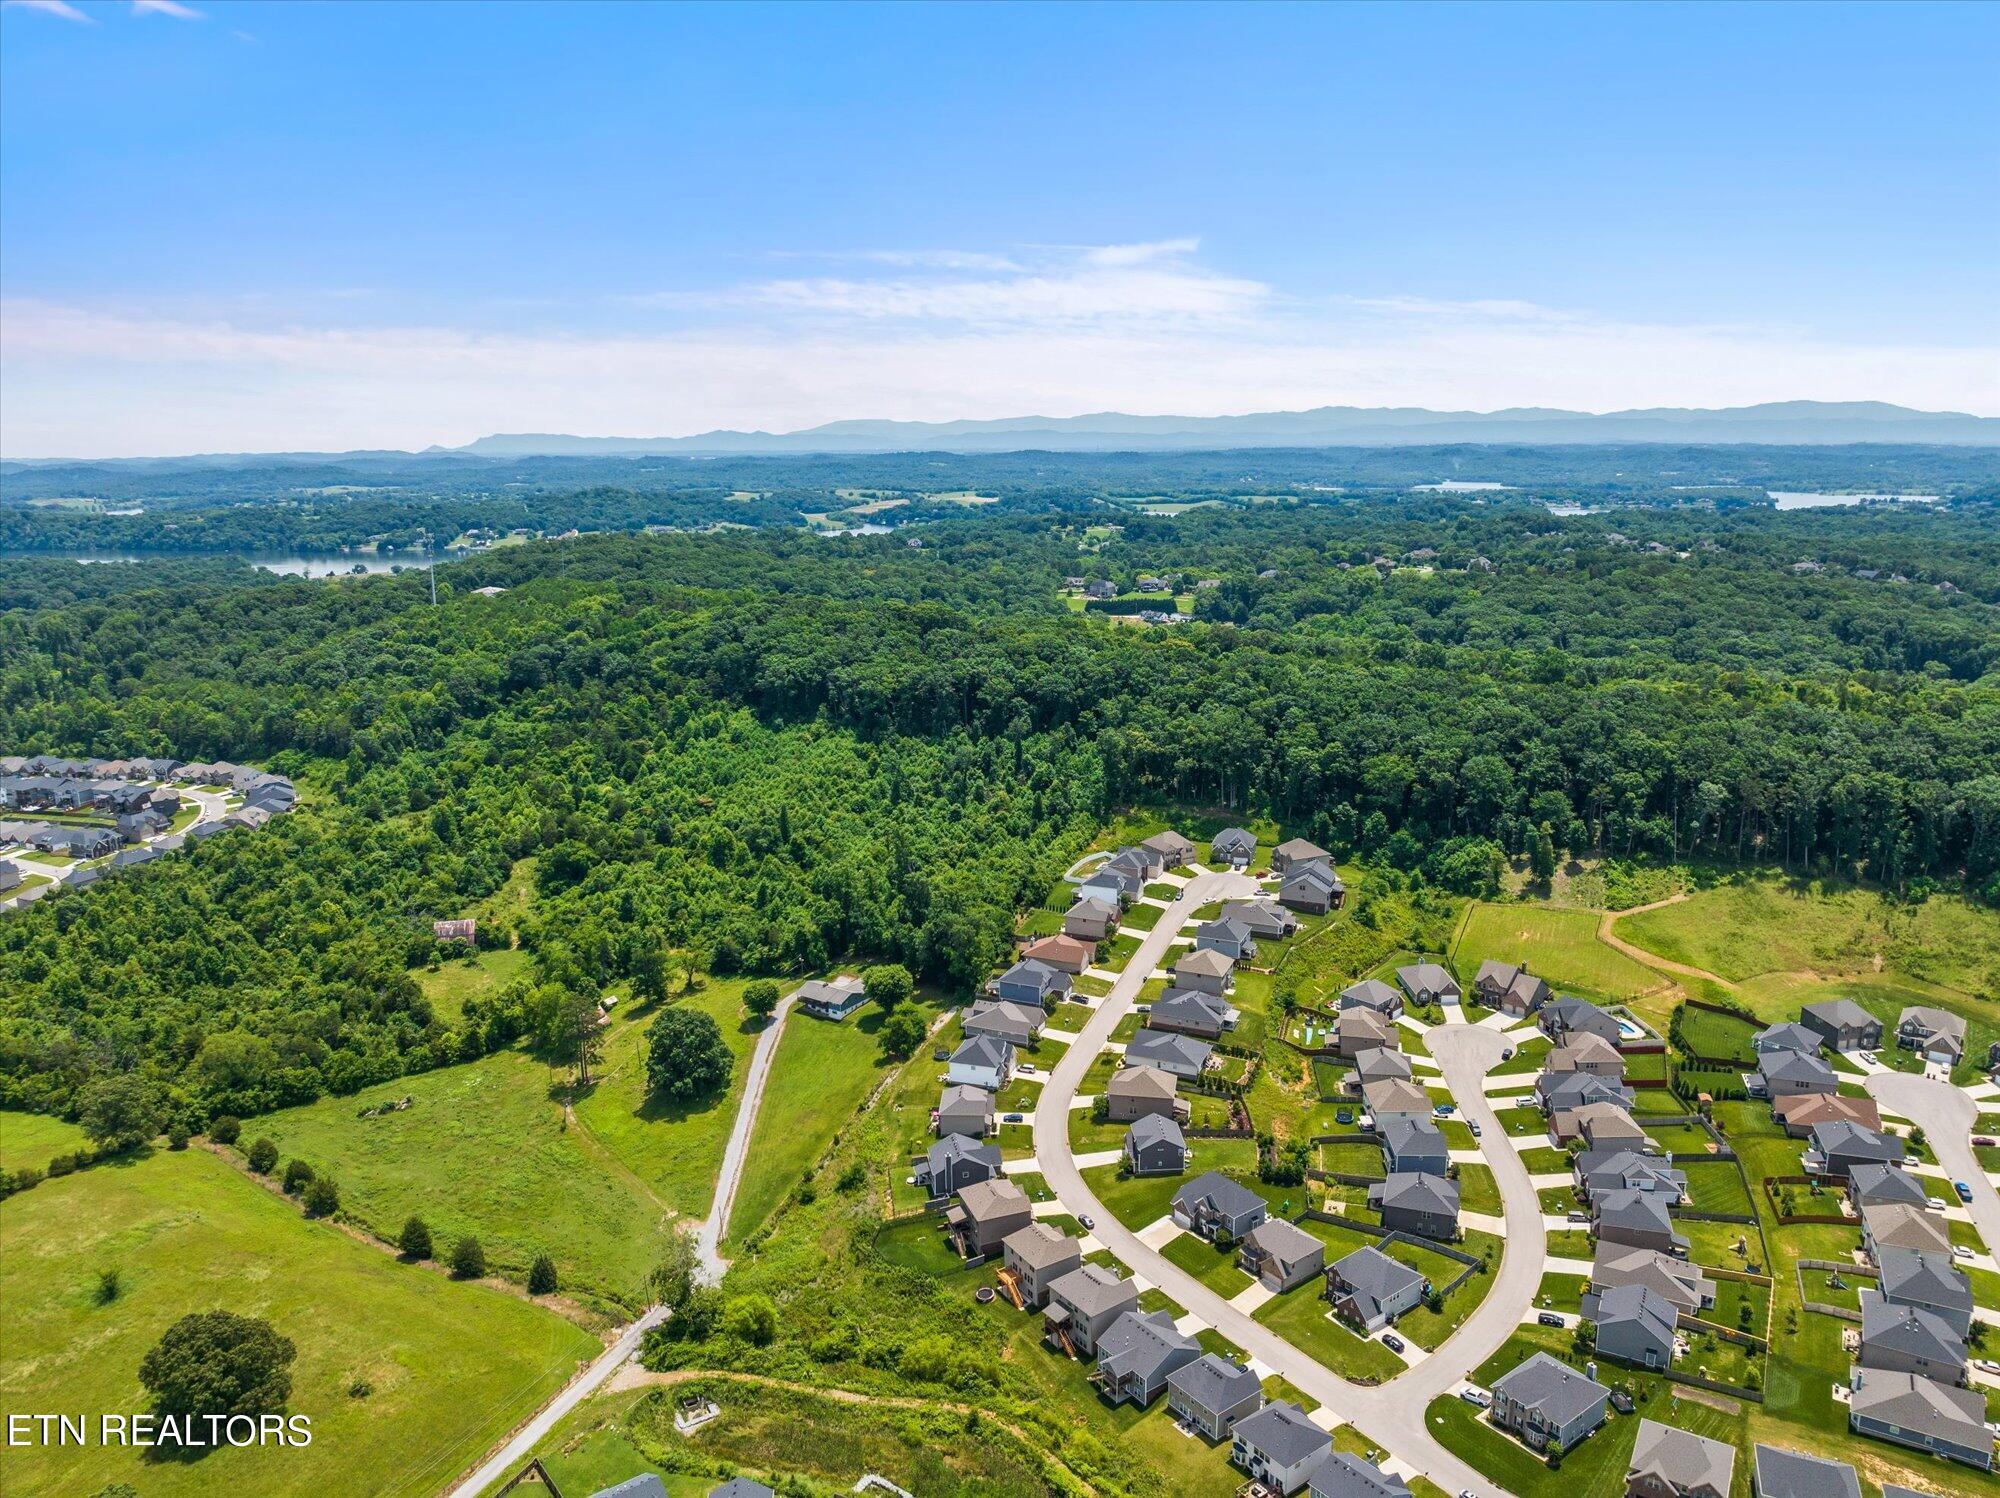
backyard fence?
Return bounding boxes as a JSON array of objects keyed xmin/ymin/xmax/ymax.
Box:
[
  {"xmin": 1660, "ymin": 1368, "xmax": 1764, "ymax": 1403},
  {"xmin": 1762, "ymin": 1175, "xmax": 1852, "ymax": 1226},
  {"xmin": 1794, "ymin": 1257, "xmax": 1878, "ymax": 1321},
  {"xmin": 1294, "ymin": 1209, "xmax": 1487, "ymax": 1296}
]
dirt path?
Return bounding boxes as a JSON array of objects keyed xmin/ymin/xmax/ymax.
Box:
[{"xmin": 1597, "ymin": 893, "xmax": 1740, "ymax": 991}]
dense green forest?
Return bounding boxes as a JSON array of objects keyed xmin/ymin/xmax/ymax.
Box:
[
  {"xmin": 5, "ymin": 442, "xmax": 1996, "ymax": 555},
  {"xmin": 2, "ymin": 497, "xmax": 1997, "ymax": 1129}
]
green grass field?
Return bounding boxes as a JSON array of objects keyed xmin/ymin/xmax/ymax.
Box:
[
  {"xmin": 0, "ymin": 1109, "xmax": 90, "ymax": 1172},
  {"xmin": 1451, "ymin": 901, "xmax": 1662, "ymax": 1001},
  {"xmin": 0, "ymin": 1146, "xmax": 598, "ymax": 1498},
  {"xmin": 1620, "ymin": 875, "xmax": 2000, "ymax": 995},
  {"xmin": 724, "ymin": 1006, "xmax": 897, "ymax": 1248},
  {"xmin": 1254, "ymin": 1282, "xmax": 1405, "ymax": 1383},
  {"xmin": 415, "ymin": 946, "xmax": 529, "ymax": 1025},
  {"xmin": 256, "ymin": 1045, "xmax": 669, "ymax": 1312}
]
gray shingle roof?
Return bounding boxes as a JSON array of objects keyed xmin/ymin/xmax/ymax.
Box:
[
  {"xmin": 1165, "ymin": 1350, "xmax": 1260, "ymax": 1413},
  {"xmin": 1754, "ymin": 1021, "xmax": 1820, "ymax": 1053},
  {"xmin": 1233, "ymin": 1400, "xmax": 1330, "ymax": 1467},
  {"xmin": 1627, "ymin": 1420, "xmax": 1733, "ymax": 1497},
  {"xmin": 1492, "ymin": 1351, "xmax": 1607, "ymax": 1423},
  {"xmin": 1593, "ymin": 1281, "xmax": 1678, "ymax": 1343},
  {"xmin": 1339, "ymin": 978, "xmax": 1401, "ymax": 1010},
  {"xmin": 1095, "ymin": 1309, "xmax": 1197, "ymax": 1382},
  {"xmin": 1307, "ymin": 1451, "xmax": 1412, "ymax": 1498},
  {"xmin": 1878, "ymin": 1247, "xmax": 1974, "ymax": 1314},
  {"xmin": 1848, "ymin": 1366, "xmax": 1987, "ymax": 1446},
  {"xmin": 1802, "ymin": 999, "xmax": 1876, "ymax": 1030},
  {"xmin": 1862, "ymin": 1292, "xmax": 1966, "ymax": 1365},
  {"xmin": 1127, "ymin": 1028, "xmax": 1212, "ymax": 1072},
  {"xmin": 1329, "ymin": 1245, "xmax": 1425, "ymax": 1319},
  {"xmin": 1374, "ymin": 1171, "xmax": 1459, "ymax": 1217},
  {"xmin": 1752, "ymin": 1444, "xmax": 1861, "ymax": 1498},
  {"xmin": 1173, "ymin": 1170, "xmax": 1266, "ymax": 1222},
  {"xmin": 1849, "ymin": 1162, "xmax": 1926, "ymax": 1206},
  {"xmin": 1810, "ymin": 1120, "xmax": 1903, "ymax": 1162},
  {"xmin": 950, "ymin": 1033, "xmax": 1015, "ymax": 1071},
  {"xmin": 1127, "ymin": 1113, "xmax": 1186, "ymax": 1153},
  {"xmin": 1002, "ymin": 1222, "xmax": 1079, "ymax": 1270},
  {"xmin": 1049, "ymin": 1262, "xmax": 1136, "ymax": 1316}
]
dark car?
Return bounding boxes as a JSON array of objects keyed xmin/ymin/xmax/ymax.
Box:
[
  {"xmin": 1381, "ymin": 1332, "xmax": 1405, "ymax": 1353},
  {"xmin": 1537, "ymin": 1312, "xmax": 1565, "ymax": 1327},
  {"xmin": 1003, "ymin": 1113, "xmax": 1024, "ymax": 1124}
]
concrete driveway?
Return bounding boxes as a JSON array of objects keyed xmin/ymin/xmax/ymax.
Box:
[
  {"xmin": 1031, "ymin": 869, "xmax": 1536, "ymax": 1498},
  {"xmin": 1867, "ymin": 1070, "xmax": 2000, "ymax": 1254}
]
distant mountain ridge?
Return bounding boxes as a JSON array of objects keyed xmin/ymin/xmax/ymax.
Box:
[{"xmin": 457, "ymin": 401, "xmax": 2000, "ymax": 455}]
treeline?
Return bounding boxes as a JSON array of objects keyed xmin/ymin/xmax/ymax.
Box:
[{"xmin": 1, "ymin": 501, "xmax": 1996, "ymax": 1125}]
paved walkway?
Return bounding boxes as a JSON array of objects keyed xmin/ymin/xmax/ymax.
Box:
[{"xmin": 1031, "ymin": 869, "xmax": 1537, "ymax": 1498}]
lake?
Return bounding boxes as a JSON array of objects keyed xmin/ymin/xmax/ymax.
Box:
[
  {"xmin": 53, "ymin": 552, "xmax": 452, "ymax": 577},
  {"xmin": 1414, "ymin": 480, "xmax": 1513, "ymax": 492},
  {"xmin": 1767, "ymin": 492, "xmax": 1942, "ymax": 510}
]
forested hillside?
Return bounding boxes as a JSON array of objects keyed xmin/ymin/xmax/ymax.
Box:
[{"xmin": 2, "ymin": 499, "xmax": 1997, "ymax": 1127}]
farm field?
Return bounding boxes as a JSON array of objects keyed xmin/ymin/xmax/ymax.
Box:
[
  {"xmin": 255, "ymin": 1044, "xmax": 669, "ymax": 1313},
  {"xmin": 724, "ymin": 1004, "xmax": 898, "ymax": 1248},
  {"xmin": 0, "ymin": 1146, "xmax": 598, "ymax": 1498}
]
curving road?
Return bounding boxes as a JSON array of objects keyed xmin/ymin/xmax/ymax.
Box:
[
  {"xmin": 1867, "ymin": 1070, "xmax": 2000, "ymax": 1254},
  {"xmin": 1032, "ymin": 871, "xmax": 1544, "ymax": 1498}
]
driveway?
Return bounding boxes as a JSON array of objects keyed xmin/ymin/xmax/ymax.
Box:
[
  {"xmin": 1032, "ymin": 869, "xmax": 1534, "ymax": 1498},
  {"xmin": 695, "ymin": 990, "xmax": 799, "ymax": 1284},
  {"xmin": 1867, "ymin": 1070, "xmax": 2000, "ymax": 1254}
]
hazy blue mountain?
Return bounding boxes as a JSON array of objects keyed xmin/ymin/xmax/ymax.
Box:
[{"xmin": 458, "ymin": 401, "xmax": 1999, "ymax": 455}]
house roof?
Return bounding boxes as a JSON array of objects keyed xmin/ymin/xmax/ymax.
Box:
[
  {"xmin": 1802, "ymin": 998, "xmax": 1876, "ymax": 1030},
  {"xmin": 1198, "ymin": 916, "xmax": 1256, "ymax": 947},
  {"xmin": 938, "ymin": 1083, "xmax": 994, "ymax": 1118},
  {"xmin": 950, "ymin": 1034, "xmax": 1015, "ymax": 1071},
  {"xmin": 1564, "ymin": 1102, "xmax": 1646, "ymax": 1143},
  {"xmin": 1095, "ymin": 1309, "xmax": 1197, "ymax": 1381},
  {"xmin": 594, "ymin": 1476, "xmax": 672, "ymax": 1498},
  {"xmin": 1491, "ymin": 1351, "xmax": 1607, "ymax": 1423},
  {"xmin": 1211, "ymin": 828, "xmax": 1257, "ymax": 854},
  {"xmin": 1128, "ymin": 1028, "xmax": 1211, "ymax": 1071},
  {"xmin": 1539, "ymin": 1072, "xmax": 1632, "ymax": 1111},
  {"xmin": 1165, "ymin": 1351, "xmax": 1261, "ymax": 1413},
  {"xmin": 1593, "ymin": 1282, "xmax": 1678, "ymax": 1344},
  {"xmin": 1550, "ymin": 1032, "xmax": 1621, "ymax": 1067},
  {"xmin": 1900, "ymin": 1005, "xmax": 1966, "ymax": 1042},
  {"xmin": 963, "ymin": 1000, "xmax": 1044, "ymax": 1042},
  {"xmin": 1592, "ymin": 1245, "xmax": 1714, "ymax": 1310},
  {"xmin": 1760, "ymin": 1049, "xmax": 1837, "ymax": 1087},
  {"xmin": 1002, "ymin": 1222, "xmax": 1080, "ymax": 1271},
  {"xmin": 1754, "ymin": 1021, "xmax": 1821, "ymax": 1053},
  {"xmin": 1068, "ymin": 893, "xmax": 1120, "ymax": 920},
  {"xmin": 1273, "ymin": 838, "xmax": 1330, "ymax": 863},
  {"xmin": 704, "ymin": 1479, "xmax": 771, "ymax": 1498},
  {"xmin": 1362, "ymin": 1078, "xmax": 1430, "ymax": 1116},
  {"xmin": 1862, "ymin": 1201, "xmax": 1949, "ymax": 1254},
  {"xmin": 1395, "ymin": 962, "xmax": 1456, "ymax": 996},
  {"xmin": 1107, "ymin": 1064, "xmax": 1178, "ymax": 1100},
  {"xmin": 1023, "ymin": 934, "xmax": 1092, "ymax": 965},
  {"xmin": 1282, "ymin": 861, "xmax": 1340, "ymax": 893},
  {"xmin": 1309, "ymin": 1453, "xmax": 1412, "ymax": 1498},
  {"xmin": 1374, "ymin": 1171, "xmax": 1459, "ymax": 1217},
  {"xmin": 1339, "ymin": 979, "xmax": 1401, "ymax": 1010},
  {"xmin": 1142, "ymin": 830, "xmax": 1195, "ymax": 859},
  {"xmin": 1848, "ymin": 1366, "xmax": 1986, "ymax": 1446},
  {"xmin": 1049, "ymin": 1262, "xmax": 1136, "ymax": 1316},
  {"xmin": 1861, "ymin": 1292, "xmax": 1967, "ymax": 1365},
  {"xmin": 1848, "ymin": 1162, "xmax": 1926, "ymax": 1207},
  {"xmin": 1595, "ymin": 1188, "xmax": 1675, "ymax": 1233},
  {"xmin": 1810, "ymin": 1120, "xmax": 1903, "ymax": 1163},
  {"xmin": 1877, "ymin": 1248, "xmax": 1973, "ymax": 1313},
  {"xmin": 1376, "ymin": 1117, "xmax": 1441, "ymax": 1160},
  {"xmin": 926, "ymin": 1135, "xmax": 999, "ymax": 1174},
  {"xmin": 1173, "ymin": 1170, "xmax": 1266, "ymax": 1221},
  {"xmin": 1474, "ymin": 959, "xmax": 1525, "ymax": 988},
  {"xmin": 1627, "ymin": 1420, "xmax": 1734, "ymax": 1497},
  {"xmin": 1127, "ymin": 1113, "xmax": 1186, "ymax": 1152},
  {"xmin": 1221, "ymin": 898, "xmax": 1292, "ymax": 933},
  {"xmin": 1355, "ymin": 1049, "xmax": 1414, "ymax": 1084},
  {"xmin": 1330, "ymin": 1245, "xmax": 1425, "ymax": 1307},
  {"xmin": 955, "ymin": 1178, "xmax": 1029, "ymax": 1223},
  {"xmin": 1233, "ymin": 1401, "xmax": 1330, "ymax": 1468},
  {"xmin": 1174, "ymin": 947, "xmax": 1234, "ymax": 979},
  {"xmin": 1338, "ymin": 1008, "xmax": 1396, "ymax": 1044},
  {"xmin": 998, "ymin": 957, "xmax": 1068, "ymax": 993},
  {"xmin": 1242, "ymin": 1217, "xmax": 1321, "ymax": 1269},
  {"xmin": 1150, "ymin": 988, "xmax": 1233, "ymax": 1028},
  {"xmin": 1773, "ymin": 1093, "xmax": 1880, "ymax": 1131}
]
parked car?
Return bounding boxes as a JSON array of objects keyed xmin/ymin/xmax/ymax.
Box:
[
  {"xmin": 1537, "ymin": 1312, "xmax": 1566, "ymax": 1327},
  {"xmin": 1975, "ymin": 1136, "xmax": 1997, "ymax": 1148},
  {"xmin": 1018, "ymin": 1062, "xmax": 1037, "ymax": 1075},
  {"xmin": 1077, "ymin": 1215, "xmax": 1094, "ymax": 1231},
  {"xmin": 1928, "ymin": 1197, "xmax": 1950, "ymax": 1212},
  {"xmin": 1956, "ymin": 1181, "xmax": 1975, "ymax": 1203},
  {"xmin": 1500, "ymin": 1048, "xmax": 1514, "ymax": 1061},
  {"xmin": 1433, "ymin": 1102, "xmax": 1455, "ymax": 1117},
  {"xmin": 1977, "ymin": 1359, "xmax": 2000, "ymax": 1375},
  {"xmin": 1566, "ymin": 1210, "xmax": 1590, "ymax": 1224},
  {"xmin": 1003, "ymin": 1113, "xmax": 1024, "ymax": 1124},
  {"xmin": 1459, "ymin": 1388, "xmax": 1491, "ymax": 1408},
  {"xmin": 1381, "ymin": 1333, "xmax": 1404, "ymax": 1353},
  {"xmin": 1468, "ymin": 1121, "xmax": 1482, "ymax": 1138},
  {"xmin": 1954, "ymin": 1245, "xmax": 1976, "ymax": 1261}
]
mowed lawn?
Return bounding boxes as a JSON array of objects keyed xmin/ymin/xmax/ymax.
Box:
[
  {"xmin": 573, "ymin": 980, "xmax": 762, "ymax": 1220},
  {"xmin": 415, "ymin": 945, "xmax": 529, "ymax": 1025},
  {"xmin": 0, "ymin": 1147, "xmax": 598, "ymax": 1498},
  {"xmin": 1451, "ymin": 902, "xmax": 1660, "ymax": 1001},
  {"xmin": 257, "ymin": 1046, "xmax": 668, "ymax": 1311},
  {"xmin": 0, "ymin": 1109, "xmax": 90, "ymax": 1172},
  {"xmin": 724, "ymin": 1005, "xmax": 898, "ymax": 1248}
]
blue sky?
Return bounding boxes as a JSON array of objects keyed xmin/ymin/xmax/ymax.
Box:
[{"xmin": 3, "ymin": 0, "xmax": 1995, "ymax": 455}]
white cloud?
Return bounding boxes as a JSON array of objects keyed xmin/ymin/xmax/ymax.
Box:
[
  {"xmin": 5, "ymin": 289, "xmax": 1995, "ymax": 458},
  {"xmin": 1079, "ymin": 238, "xmax": 1202, "ymax": 267},
  {"xmin": 131, "ymin": 0, "xmax": 204, "ymax": 17},
  {"xmin": 3, "ymin": 0, "xmax": 95, "ymax": 21}
]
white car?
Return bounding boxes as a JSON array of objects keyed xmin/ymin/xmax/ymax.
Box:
[
  {"xmin": 1954, "ymin": 1244, "xmax": 1976, "ymax": 1261},
  {"xmin": 1978, "ymin": 1359, "xmax": 2000, "ymax": 1375},
  {"xmin": 1927, "ymin": 1197, "xmax": 1950, "ymax": 1211},
  {"xmin": 1459, "ymin": 1388, "xmax": 1491, "ymax": 1408}
]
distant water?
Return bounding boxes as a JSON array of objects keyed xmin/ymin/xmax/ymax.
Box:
[
  {"xmin": 1414, "ymin": 480, "xmax": 1513, "ymax": 492},
  {"xmin": 54, "ymin": 552, "xmax": 445, "ymax": 577},
  {"xmin": 812, "ymin": 523, "xmax": 894, "ymax": 537},
  {"xmin": 1545, "ymin": 504, "xmax": 1593, "ymax": 516},
  {"xmin": 1767, "ymin": 492, "xmax": 1942, "ymax": 510}
]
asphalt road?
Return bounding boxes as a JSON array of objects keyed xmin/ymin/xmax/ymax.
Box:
[
  {"xmin": 1867, "ymin": 1070, "xmax": 2000, "ymax": 1255},
  {"xmin": 1031, "ymin": 870, "xmax": 1539, "ymax": 1498}
]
